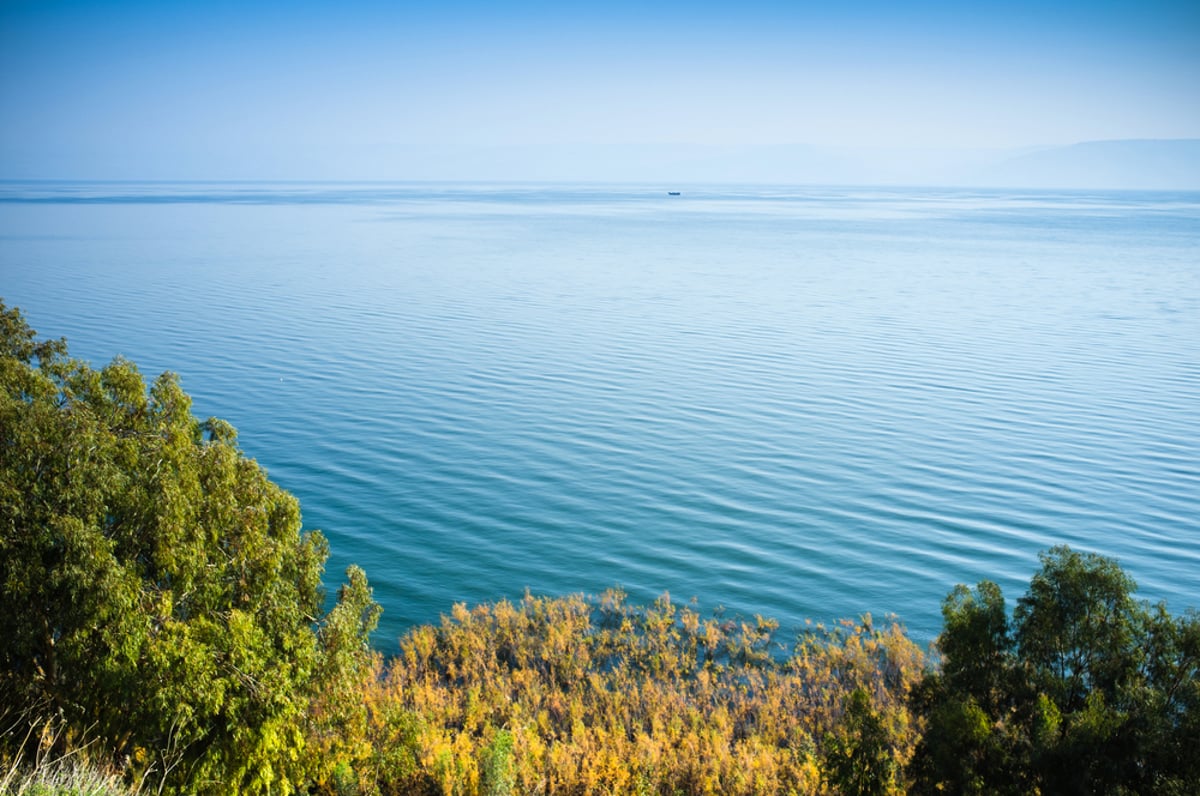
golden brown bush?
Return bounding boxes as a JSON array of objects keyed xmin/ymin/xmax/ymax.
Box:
[{"xmin": 332, "ymin": 590, "xmax": 925, "ymax": 795}]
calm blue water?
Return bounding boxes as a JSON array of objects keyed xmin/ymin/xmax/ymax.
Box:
[{"xmin": 2, "ymin": 182, "xmax": 1198, "ymax": 647}]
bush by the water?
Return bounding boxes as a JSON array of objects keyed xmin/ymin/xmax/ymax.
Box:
[
  {"xmin": 339, "ymin": 591, "xmax": 924, "ymax": 795},
  {"xmin": 3, "ymin": 301, "xmax": 1197, "ymax": 795},
  {"xmin": 0, "ymin": 301, "xmax": 380, "ymax": 793}
]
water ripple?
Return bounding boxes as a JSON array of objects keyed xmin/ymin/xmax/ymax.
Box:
[{"xmin": 2, "ymin": 184, "xmax": 1198, "ymax": 646}]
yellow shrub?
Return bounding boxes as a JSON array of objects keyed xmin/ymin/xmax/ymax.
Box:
[{"xmin": 342, "ymin": 592, "xmax": 925, "ymax": 795}]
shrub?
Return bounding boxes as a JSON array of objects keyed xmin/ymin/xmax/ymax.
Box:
[
  {"xmin": 0, "ymin": 302, "xmax": 379, "ymax": 794},
  {"xmin": 356, "ymin": 590, "xmax": 924, "ymax": 795}
]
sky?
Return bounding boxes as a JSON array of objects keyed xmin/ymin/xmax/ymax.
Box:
[{"xmin": 1, "ymin": 0, "xmax": 1198, "ymax": 181}]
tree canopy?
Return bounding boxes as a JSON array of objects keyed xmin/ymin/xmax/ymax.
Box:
[
  {"xmin": 0, "ymin": 301, "xmax": 380, "ymax": 794},
  {"xmin": 909, "ymin": 545, "xmax": 1200, "ymax": 795}
]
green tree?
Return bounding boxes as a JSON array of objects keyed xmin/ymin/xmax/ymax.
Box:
[
  {"xmin": 0, "ymin": 301, "xmax": 379, "ymax": 794},
  {"xmin": 910, "ymin": 545, "xmax": 1200, "ymax": 795},
  {"xmin": 822, "ymin": 687, "xmax": 897, "ymax": 796},
  {"xmin": 907, "ymin": 581, "xmax": 1031, "ymax": 795}
]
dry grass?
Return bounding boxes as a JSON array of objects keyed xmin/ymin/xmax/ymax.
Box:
[
  {"xmin": 1, "ymin": 757, "xmax": 129, "ymax": 796},
  {"xmin": 0, "ymin": 717, "xmax": 132, "ymax": 796}
]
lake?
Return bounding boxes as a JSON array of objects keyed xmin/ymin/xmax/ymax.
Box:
[{"xmin": 2, "ymin": 182, "xmax": 1198, "ymax": 647}]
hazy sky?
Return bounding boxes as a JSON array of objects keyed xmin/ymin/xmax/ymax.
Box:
[{"xmin": 2, "ymin": 0, "xmax": 1198, "ymax": 180}]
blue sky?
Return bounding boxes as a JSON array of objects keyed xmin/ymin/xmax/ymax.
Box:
[{"xmin": 1, "ymin": 0, "xmax": 1197, "ymax": 180}]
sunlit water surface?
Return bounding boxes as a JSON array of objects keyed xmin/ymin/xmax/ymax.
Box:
[{"xmin": 2, "ymin": 183, "xmax": 1198, "ymax": 647}]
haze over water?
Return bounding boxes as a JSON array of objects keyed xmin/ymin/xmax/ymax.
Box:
[{"xmin": 2, "ymin": 183, "xmax": 1198, "ymax": 646}]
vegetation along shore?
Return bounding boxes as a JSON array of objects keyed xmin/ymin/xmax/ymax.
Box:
[{"xmin": 2, "ymin": 300, "xmax": 1197, "ymax": 795}]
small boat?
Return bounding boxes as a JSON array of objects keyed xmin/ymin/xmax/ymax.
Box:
[{"xmin": 667, "ymin": 191, "xmax": 681, "ymax": 196}]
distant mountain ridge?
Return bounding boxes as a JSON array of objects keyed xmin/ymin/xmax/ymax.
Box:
[
  {"xmin": 4, "ymin": 138, "xmax": 1197, "ymax": 189},
  {"xmin": 970, "ymin": 139, "xmax": 1200, "ymax": 190},
  {"xmin": 373, "ymin": 138, "xmax": 1200, "ymax": 190}
]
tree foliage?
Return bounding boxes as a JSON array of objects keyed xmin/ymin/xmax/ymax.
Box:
[
  {"xmin": 822, "ymin": 687, "xmax": 898, "ymax": 796},
  {"xmin": 0, "ymin": 301, "xmax": 380, "ymax": 794},
  {"xmin": 910, "ymin": 545, "xmax": 1200, "ymax": 795}
]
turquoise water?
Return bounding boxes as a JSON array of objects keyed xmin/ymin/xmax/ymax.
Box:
[{"xmin": 2, "ymin": 183, "xmax": 1198, "ymax": 647}]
